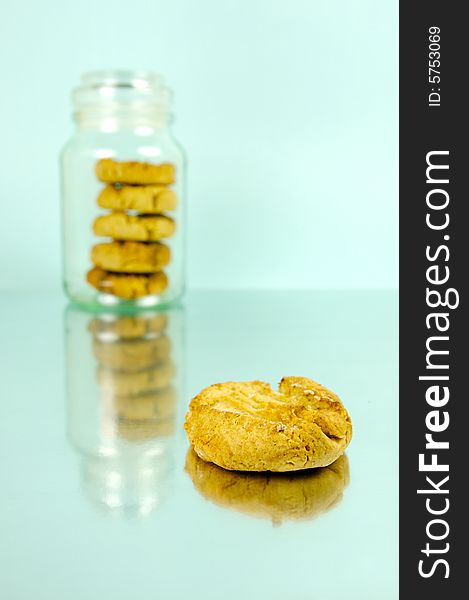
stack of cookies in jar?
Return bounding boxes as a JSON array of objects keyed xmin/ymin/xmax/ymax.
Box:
[{"xmin": 87, "ymin": 158, "xmax": 177, "ymax": 300}]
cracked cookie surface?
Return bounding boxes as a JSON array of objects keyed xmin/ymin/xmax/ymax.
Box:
[
  {"xmin": 87, "ymin": 267, "xmax": 168, "ymax": 299},
  {"xmin": 96, "ymin": 159, "xmax": 175, "ymax": 185},
  {"xmin": 93, "ymin": 212, "xmax": 175, "ymax": 241},
  {"xmin": 97, "ymin": 184, "xmax": 178, "ymax": 213},
  {"xmin": 184, "ymin": 376, "xmax": 352, "ymax": 472},
  {"xmin": 91, "ymin": 241, "xmax": 170, "ymax": 273}
]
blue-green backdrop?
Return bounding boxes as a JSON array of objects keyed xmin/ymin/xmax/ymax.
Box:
[{"xmin": 0, "ymin": 0, "xmax": 397, "ymax": 290}]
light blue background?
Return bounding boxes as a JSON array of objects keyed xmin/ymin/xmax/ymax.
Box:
[
  {"xmin": 1, "ymin": 5, "xmax": 398, "ymax": 597},
  {"xmin": 0, "ymin": 0, "xmax": 397, "ymax": 291}
]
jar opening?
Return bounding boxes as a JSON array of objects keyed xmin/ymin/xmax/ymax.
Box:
[{"xmin": 72, "ymin": 70, "xmax": 172, "ymax": 129}]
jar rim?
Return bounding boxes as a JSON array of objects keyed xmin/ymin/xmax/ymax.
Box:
[
  {"xmin": 80, "ymin": 70, "xmax": 163, "ymax": 90},
  {"xmin": 72, "ymin": 70, "xmax": 173, "ymax": 127}
]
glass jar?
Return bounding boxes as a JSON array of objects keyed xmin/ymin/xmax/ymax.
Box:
[{"xmin": 61, "ymin": 70, "xmax": 186, "ymax": 308}]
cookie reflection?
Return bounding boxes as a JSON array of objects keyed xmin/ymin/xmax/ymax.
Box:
[
  {"xmin": 65, "ymin": 307, "xmax": 184, "ymax": 516},
  {"xmin": 185, "ymin": 449, "xmax": 349, "ymax": 525}
]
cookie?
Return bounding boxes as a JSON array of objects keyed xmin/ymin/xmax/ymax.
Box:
[
  {"xmin": 96, "ymin": 159, "xmax": 175, "ymax": 185},
  {"xmin": 97, "ymin": 185, "xmax": 178, "ymax": 214},
  {"xmin": 87, "ymin": 267, "xmax": 168, "ymax": 299},
  {"xmin": 91, "ymin": 241, "xmax": 170, "ymax": 273},
  {"xmin": 184, "ymin": 376, "xmax": 352, "ymax": 472},
  {"xmin": 93, "ymin": 335, "xmax": 171, "ymax": 372},
  {"xmin": 185, "ymin": 450, "xmax": 349, "ymax": 524},
  {"xmin": 104, "ymin": 386, "xmax": 177, "ymax": 422},
  {"xmin": 97, "ymin": 360, "xmax": 175, "ymax": 396},
  {"xmin": 88, "ymin": 313, "xmax": 168, "ymax": 341},
  {"xmin": 93, "ymin": 212, "xmax": 175, "ymax": 242}
]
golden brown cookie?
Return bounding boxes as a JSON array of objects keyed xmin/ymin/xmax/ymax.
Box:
[
  {"xmin": 97, "ymin": 185, "xmax": 178, "ymax": 213},
  {"xmin": 184, "ymin": 376, "xmax": 352, "ymax": 472},
  {"xmin": 104, "ymin": 386, "xmax": 177, "ymax": 422},
  {"xmin": 97, "ymin": 360, "xmax": 175, "ymax": 396},
  {"xmin": 88, "ymin": 313, "xmax": 168, "ymax": 341},
  {"xmin": 93, "ymin": 212, "xmax": 176, "ymax": 242},
  {"xmin": 87, "ymin": 267, "xmax": 168, "ymax": 299},
  {"xmin": 93, "ymin": 335, "xmax": 171, "ymax": 372},
  {"xmin": 96, "ymin": 159, "xmax": 175, "ymax": 185},
  {"xmin": 185, "ymin": 449, "xmax": 349, "ymax": 523},
  {"xmin": 91, "ymin": 241, "xmax": 170, "ymax": 273}
]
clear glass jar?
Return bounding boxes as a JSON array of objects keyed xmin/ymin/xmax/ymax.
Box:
[{"xmin": 61, "ymin": 70, "xmax": 186, "ymax": 308}]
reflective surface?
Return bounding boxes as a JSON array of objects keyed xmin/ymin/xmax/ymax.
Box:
[
  {"xmin": 185, "ymin": 449, "xmax": 350, "ymax": 525},
  {"xmin": 66, "ymin": 308, "xmax": 184, "ymax": 516},
  {"xmin": 0, "ymin": 290, "xmax": 398, "ymax": 599}
]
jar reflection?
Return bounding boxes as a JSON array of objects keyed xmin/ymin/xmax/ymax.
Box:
[
  {"xmin": 65, "ymin": 306, "xmax": 184, "ymax": 516},
  {"xmin": 185, "ymin": 449, "xmax": 350, "ymax": 526}
]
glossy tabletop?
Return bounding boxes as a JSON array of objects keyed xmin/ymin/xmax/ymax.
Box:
[{"xmin": 0, "ymin": 290, "xmax": 398, "ymax": 600}]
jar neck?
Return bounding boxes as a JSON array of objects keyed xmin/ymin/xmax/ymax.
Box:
[
  {"xmin": 74, "ymin": 108, "xmax": 172, "ymax": 132},
  {"xmin": 72, "ymin": 70, "xmax": 173, "ymax": 132}
]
